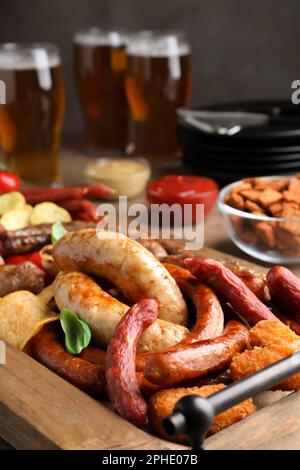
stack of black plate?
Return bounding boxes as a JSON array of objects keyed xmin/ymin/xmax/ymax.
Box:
[{"xmin": 179, "ymin": 101, "xmax": 300, "ymax": 184}]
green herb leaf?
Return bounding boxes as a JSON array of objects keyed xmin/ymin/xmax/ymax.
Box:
[
  {"xmin": 60, "ymin": 309, "xmax": 92, "ymax": 355},
  {"xmin": 51, "ymin": 221, "xmax": 68, "ymax": 244}
]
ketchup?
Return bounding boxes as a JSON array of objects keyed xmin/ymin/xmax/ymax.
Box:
[{"xmin": 147, "ymin": 175, "xmax": 219, "ymax": 223}]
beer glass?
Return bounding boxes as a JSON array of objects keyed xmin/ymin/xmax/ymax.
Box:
[
  {"xmin": 0, "ymin": 43, "xmax": 65, "ymax": 185},
  {"xmin": 73, "ymin": 28, "xmax": 128, "ymax": 152},
  {"xmin": 126, "ymin": 31, "xmax": 192, "ymax": 159}
]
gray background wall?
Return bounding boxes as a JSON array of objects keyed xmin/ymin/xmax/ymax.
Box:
[{"xmin": 0, "ymin": 0, "xmax": 299, "ymax": 134}]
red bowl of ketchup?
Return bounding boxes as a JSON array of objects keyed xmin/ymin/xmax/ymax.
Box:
[{"xmin": 147, "ymin": 174, "xmax": 219, "ymax": 224}]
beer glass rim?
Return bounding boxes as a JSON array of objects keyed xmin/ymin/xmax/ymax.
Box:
[
  {"xmin": 126, "ymin": 30, "xmax": 190, "ymax": 56},
  {"xmin": 0, "ymin": 43, "xmax": 61, "ymax": 69},
  {"xmin": 0, "ymin": 42, "xmax": 60, "ymax": 54},
  {"xmin": 128, "ymin": 30, "xmax": 188, "ymax": 39},
  {"xmin": 73, "ymin": 27, "xmax": 128, "ymax": 46}
]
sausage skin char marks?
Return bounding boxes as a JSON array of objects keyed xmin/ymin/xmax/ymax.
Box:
[
  {"xmin": 53, "ymin": 229, "xmax": 188, "ymax": 326},
  {"xmin": 106, "ymin": 299, "xmax": 158, "ymax": 426}
]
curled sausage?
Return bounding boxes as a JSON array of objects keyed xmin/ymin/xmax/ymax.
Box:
[
  {"xmin": 106, "ymin": 299, "xmax": 158, "ymax": 427},
  {"xmin": 185, "ymin": 257, "xmax": 278, "ymax": 325},
  {"xmin": 134, "ymin": 264, "xmax": 226, "ymax": 372},
  {"xmin": 80, "ymin": 346, "xmax": 107, "ymax": 366},
  {"xmin": 182, "ymin": 282, "xmax": 224, "ymax": 340},
  {"xmin": 79, "ymin": 346, "xmax": 232, "ymax": 397},
  {"xmin": 163, "ymin": 262, "xmax": 196, "ymax": 284},
  {"xmin": 267, "ymin": 266, "xmax": 300, "ymax": 318},
  {"xmin": 133, "ymin": 264, "xmax": 225, "ymax": 372},
  {"xmin": 53, "ymin": 229, "xmax": 188, "ymax": 326},
  {"xmin": 80, "ymin": 344, "xmax": 147, "ymax": 373},
  {"xmin": 79, "ymin": 346, "xmax": 161, "ymax": 398},
  {"xmin": 54, "ymin": 271, "xmax": 188, "ymax": 353},
  {"xmin": 144, "ymin": 320, "xmax": 249, "ymax": 386},
  {"xmin": 30, "ymin": 324, "xmax": 106, "ymax": 396},
  {"xmin": 164, "ymin": 263, "xmax": 224, "ymax": 341}
]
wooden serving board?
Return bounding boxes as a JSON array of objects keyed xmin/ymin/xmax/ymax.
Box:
[{"xmin": 1, "ymin": 246, "xmax": 300, "ymax": 450}]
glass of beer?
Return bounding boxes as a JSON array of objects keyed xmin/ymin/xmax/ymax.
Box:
[
  {"xmin": 126, "ymin": 31, "xmax": 192, "ymax": 160},
  {"xmin": 0, "ymin": 43, "xmax": 65, "ymax": 185},
  {"xmin": 73, "ymin": 28, "xmax": 128, "ymax": 153}
]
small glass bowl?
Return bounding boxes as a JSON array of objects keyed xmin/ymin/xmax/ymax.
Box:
[
  {"xmin": 218, "ymin": 177, "xmax": 300, "ymax": 264},
  {"xmin": 85, "ymin": 156, "xmax": 151, "ymax": 199}
]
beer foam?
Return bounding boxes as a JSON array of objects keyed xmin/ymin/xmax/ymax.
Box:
[
  {"xmin": 127, "ymin": 35, "xmax": 190, "ymax": 57},
  {"xmin": 0, "ymin": 44, "xmax": 60, "ymax": 70},
  {"xmin": 74, "ymin": 29, "xmax": 126, "ymax": 47}
]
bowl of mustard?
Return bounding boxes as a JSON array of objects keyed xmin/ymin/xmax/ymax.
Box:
[{"xmin": 85, "ymin": 157, "xmax": 151, "ymax": 199}]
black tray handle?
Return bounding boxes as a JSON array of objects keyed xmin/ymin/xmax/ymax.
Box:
[{"xmin": 163, "ymin": 351, "xmax": 300, "ymax": 450}]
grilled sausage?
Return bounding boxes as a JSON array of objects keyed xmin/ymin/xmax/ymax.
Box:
[
  {"xmin": 267, "ymin": 266, "xmax": 300, "ymax": 318},
  {"xmin": 54, "ymin": 271, "xmax": 189, "ymax": 353},
  {"xmin": 144, "ymin": 321, "xmax": 249, "ymax": 386},
  {"xmin": 53, "ymin": 229, "xmax": 188, "ymax": 325},
  {"xmin": 30, "ymin": 324, "xmax": 107, "ymax": 396},
  {"xmin": 136, "ymin": 239, "xmax": 167, "ymax": 258},
  {"xmin": 106, "ymin": 299, "xmax": 158, "ymax": 426},
  {"xmin": 162, "ymin": 253, "xmax": 269, "ymax": 300},
  {"xmin": 185, "ymin": 257, "xmax": 278, "ymax": 325},
  {"xmin": 164, "ymin": 263, "xmax": 224, "ymax": 341},
  {"xmin": 224, "ymin": 261, "xmax": 269, "ymax": 302},
  {"xmin": 79, "ymin": 346, "xmax": 107, "ymax": 366},
  {"xmin": 0, "ymin": 262, "xmax": 45, "ymax": 296},
  {"xmin": 0, "ymin": 221, "xmax": 97, "ymax": 256}
]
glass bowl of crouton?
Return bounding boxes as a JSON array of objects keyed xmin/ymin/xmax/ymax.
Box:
[{"xmin": 218, "ymin": 175, "xmax": 300, "ymax": 264}]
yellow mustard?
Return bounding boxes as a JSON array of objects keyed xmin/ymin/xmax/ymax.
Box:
[{"xmin": 85, "ymin": 157, "xmax": 151, "ymax": 199}]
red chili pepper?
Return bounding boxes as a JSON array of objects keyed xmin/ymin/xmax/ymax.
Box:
[
  {"xmin": 0, "ymin": 170, "xmax": 20, "ymax": 193},
  {"xmin": 20, "ymin": 184, "xmax": 113, "ymax": 204},
  {"xmin": 58, "ymin": 199, "xmax": 98, "ymax": 221},
  {"xmin": 5, "ymin": 251, "xmax": 43, "ymax": 270},
  {"xmin": 21, "ymin": 187, "xmax": 88, "ymax": 205},
  {"xmin": 86, "ymin": 184, "xmax": 114, "ymax": 199}
]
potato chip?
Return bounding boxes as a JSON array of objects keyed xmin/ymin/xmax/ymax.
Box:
[
  {"xmin": 0, "ymin": 191, "xmax": 26, "ymax": 216},
  {"xmin": 0, "ymin": 291, "xmax": 58, "ymax": 350},
  {"xmin": 1, "ymin": 209, "xmax": 30, "ymax": 230},
  {"xmin": 37, "ymin": 283, "xmax": 55, "ymax": 305},
  {"xmin": 30, "ymin": 202, "xmax": 71, "ymax": 226}
]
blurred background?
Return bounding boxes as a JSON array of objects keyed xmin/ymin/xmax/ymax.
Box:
[{"xmin": 0, "ymin": 0, "xmax": 299, "ymax": 134}]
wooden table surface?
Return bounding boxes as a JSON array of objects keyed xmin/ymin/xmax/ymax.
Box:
[{"xmin": 1, "ymin": 148, "xmax": 300, "ymax": 450}]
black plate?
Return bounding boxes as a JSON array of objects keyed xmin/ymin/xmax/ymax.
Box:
[
  {"xmin": 202, "ymin": 100, "xmax": 300, "ymax": 139},
  {"xmin": 183, "ymin": 147, "xmax": 300, "ymax": 163},
  {"xmin": 183, "ymin": 153, "xmax": 300, "ymax": 172},
  {"xmin": 187, "ymin": 141, "xmax": 300, "ymax": 156},
  {"xmin": 179, "ymin": 100, "xmax": 300, "ymax": 149},
  {"xmin": 184, "ymin": 163, "xmax": 300, "ymax": 186},
  {"xmin": 180, "ymin": 100, "xmax": 300, "ymax": 184}
]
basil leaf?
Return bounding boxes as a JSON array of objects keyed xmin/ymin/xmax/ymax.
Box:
[
  {"xmin": 51, "ymin": 221, "xmax": 68, "ymax": 244},
  {"xmin": 60, "ymin": 309, "xmax": 92, "ymax": 355}
]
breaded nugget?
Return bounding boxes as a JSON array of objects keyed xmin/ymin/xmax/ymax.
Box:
[
  {"xmin": 148, "ymin": 383, "xmax": 256, "ymax": 443},
  {"xmin": 231, "ymin": 320, "xmax": 300, "ymax": 391},
  {"xmin": 249, "ymin": 320, "xmax": 300, "ymax": 348}
]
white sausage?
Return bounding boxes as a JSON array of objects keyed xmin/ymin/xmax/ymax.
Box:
[
  {"xmin": 54, "ymin": 271, "xmax": 189, "ymax": 353},
  {"xmin": 53, "ymin": 229, "xmax": 188, "ymax": 326}
]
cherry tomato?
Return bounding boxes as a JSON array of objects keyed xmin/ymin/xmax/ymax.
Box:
[
  {"xmin": 0, "ymin": 170, "xmax": 20, "ymax": 193},
  {"xmin": 5, "ymin": 251, "xmax": 43, "ymax": 270}
]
